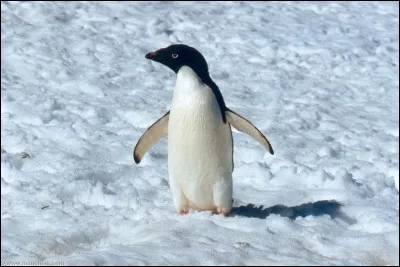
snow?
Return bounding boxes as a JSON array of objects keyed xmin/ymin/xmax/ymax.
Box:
[{"xmin": 1, "ymin": 1, "xmax": 399, "ymax": 265}]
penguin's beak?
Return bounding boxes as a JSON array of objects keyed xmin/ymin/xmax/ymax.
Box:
[
  {"xmin": 145, "ymin": 51, "xmax": 157, "ymax": 59},
  {"xmin": 145, "ymin": 48, "xmax": 165, "ymax": 61}
]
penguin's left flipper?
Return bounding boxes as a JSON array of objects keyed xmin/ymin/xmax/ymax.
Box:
[
  {"xmin": 225, "ymin": 108, "xmax": 274, "ymax": 155},
  {"xmin": 133, "ymin": 111, "xmax": 170, "ymax": 164}
]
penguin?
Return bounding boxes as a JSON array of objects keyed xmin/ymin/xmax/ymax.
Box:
[{"xmin": 134, "ymin": 44, "xmax": 274, "ymax": 216}]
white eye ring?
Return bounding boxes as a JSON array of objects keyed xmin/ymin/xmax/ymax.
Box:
[{"xmin": 172, "ymin": 54, "xmax": 178, "ymax": 59}]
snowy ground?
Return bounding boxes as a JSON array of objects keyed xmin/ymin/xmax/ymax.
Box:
[{"xmin": 1, "ymin": 1, "xmax": 399, "ymax": 266}]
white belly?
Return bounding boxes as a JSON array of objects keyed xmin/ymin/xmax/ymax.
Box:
[{"xmin": 168, "ymin": 86, "xmax": 233, "ymax": 211}]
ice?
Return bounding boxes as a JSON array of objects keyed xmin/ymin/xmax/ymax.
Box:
[{"xmin": 1, "ymin": 1, "xmax": 399, "ymax": 265}]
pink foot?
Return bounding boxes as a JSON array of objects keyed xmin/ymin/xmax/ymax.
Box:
[
  {"xmin": 179, "ymin": 209, "xmax": 189, "ymax": 215},
  {"xmin": 216, "ymin": 208, "xmax": 229, "ymax": 216}
]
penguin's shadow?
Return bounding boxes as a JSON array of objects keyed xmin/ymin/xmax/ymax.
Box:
[{"xmin": 231, "ymin": 200, "xmax": 356, "ymax": 224}]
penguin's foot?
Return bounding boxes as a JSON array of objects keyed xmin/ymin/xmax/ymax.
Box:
[
  {"xmin": 216, "ymin": 207, "xmax": 229, "ymax": 216},
  {"xmin": 179, "ymin": 209, "xmax": 189, "ymax": 215}
]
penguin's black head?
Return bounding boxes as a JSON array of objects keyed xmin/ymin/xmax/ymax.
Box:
[
  {"xmin": 145, "ymin": 44, "xmax": 209, "ymax": 79},
  {"xmin": 145, "ymin": 44, "xmax": 228, "ymax": 123}
]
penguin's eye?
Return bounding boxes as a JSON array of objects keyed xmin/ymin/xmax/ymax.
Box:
[{"xmin": 172, "ymin": 54, "xmax": 179, "ymax": 59}]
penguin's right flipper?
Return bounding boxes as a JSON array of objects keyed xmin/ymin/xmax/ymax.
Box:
[
  {"xmin": 133, "ymin": 111, "xmax": 170, "ymax": 164},
  {"xmin": 225, "ymin": 108, "xmax": 274, "ymax": 155}
]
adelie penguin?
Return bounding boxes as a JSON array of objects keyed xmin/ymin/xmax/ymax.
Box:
[{"xmin": 134, "ymin": 44, "xmax": 274, "ymax": 216}]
